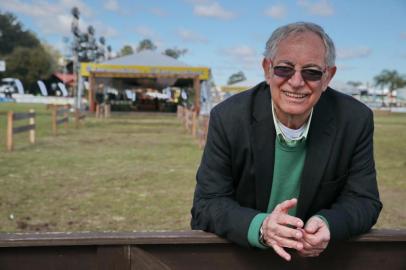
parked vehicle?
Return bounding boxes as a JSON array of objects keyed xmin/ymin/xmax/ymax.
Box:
[{"xmin": 0, "ymin": 78, "xmax": 24, "ymax": 97}]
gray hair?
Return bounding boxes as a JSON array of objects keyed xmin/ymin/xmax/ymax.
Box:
[{"xmin": 263, "ymin": 22, "xmax": 336, "ymax": 67}]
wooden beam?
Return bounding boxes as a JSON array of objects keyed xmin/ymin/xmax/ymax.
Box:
[
  {"xmin": 89, "ymin": 73, "xmax": 96, "ymax": 112},
  {"xmin": 193, "ymin": 76, "xmax": 200, "ymax": 115}
]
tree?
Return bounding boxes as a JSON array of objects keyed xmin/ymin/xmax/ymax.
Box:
[
  {"xmin": 3, "ymin": 46, "xmax": 55, "ymax": 88},
  {"xmin": 347, "ymin": 81, "xmax": 362, "ymax": 88},
  {"xmin": 0, "ymin": 12, "xmax": 40, "ymax": 56},
  {"xmin": 119, "ymin": 45, "xmax": 134, "ymax": 56},
  {"xmin": 136, "ymin": 39, "xmax": 157, "ymax": 52},
  {"xmin": 227, "ymin": 71, "xmax": 246, "ymax": 85},
  {"xmin": 0, "ymin": 12, "xmax": 56, "ymax": 90},
  {"xmin": 374, "ymin": 69, "xmax": 406, "ymax": 92},
  {"xmin": 163, "ymin": 48, "xmax": 187, "ymax": 59},
  {"xmin": 41, "ymin": 41, "xmax": 61, "ymax": 72}
]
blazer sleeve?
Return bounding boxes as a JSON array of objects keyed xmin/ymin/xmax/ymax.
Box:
[
  {"xmin": 317, "ymin": 109, "xmax": 382, "ymax": 240},
  {"xmin": 191, "ymin": 107, "xmax": 259, "ymax": 247}
]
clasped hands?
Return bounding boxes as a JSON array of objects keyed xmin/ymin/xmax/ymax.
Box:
[{"xmin": 260, "ymin": 198, "xmax": 330, "ymax": 261}]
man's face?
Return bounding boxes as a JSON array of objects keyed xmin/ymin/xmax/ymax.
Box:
[{"xmin": 263, "ymin": 31, "xmax": 336, "ymax": 126}]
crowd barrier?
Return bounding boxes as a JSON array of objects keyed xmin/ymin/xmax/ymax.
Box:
[{"xmin": 0, "ymin": 230, "xmax": 404, "ymax": 269}]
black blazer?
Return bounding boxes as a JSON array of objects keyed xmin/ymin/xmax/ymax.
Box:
[{"xmin": 191, "ymin": 81, "xmax": 382, "ymax": 247}]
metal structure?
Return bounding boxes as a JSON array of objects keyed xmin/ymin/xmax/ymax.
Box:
[{"xmin": 70, "ymin": 6, "xmax": 110, "ymax": 109}]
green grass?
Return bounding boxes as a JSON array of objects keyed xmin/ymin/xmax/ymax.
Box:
[
  {"xmin": 0, "ymin": 103, "xmax": 404, "ymax": 232},
  {"xmin": 373, "ymin": 112, "xmax": 406, "ymax": 228}
]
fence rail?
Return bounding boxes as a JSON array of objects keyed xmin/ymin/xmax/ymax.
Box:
[
  {"xmin": 0, "ymin": 230, "xmax": 405, "ymax": 270},
  {"xmin": 177, "ymin": 106, "xmax": 209, "ymax": 148},
  {"xmin": 6, "ymin": 110, "xmax": 36, "ymax": 151},
  {"xmin": 50, "ymin": 105, "xmax": 70, "ymax": 135},
  {"xmin": 75, "ymin": 108, "xmax": 86, "ymax": 128}
]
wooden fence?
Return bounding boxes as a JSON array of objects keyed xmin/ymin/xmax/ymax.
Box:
[
  {"xmin": 50, "ymin": 105, "xmax": 70, "ymax": 135},
  {"xmin": 0, "ymin": 230, "xmax": 404, "ymax": 270},
  {"xmin": 75, "ymin": 108, "xmax": 86, "ymax": 128},
  {"xmin": 177, "ymin": 106, "xmax": 209, "ymax": 148},
  {"xmin": 6, "ymin": 110, "xmax": 36, "ymax": 151}
]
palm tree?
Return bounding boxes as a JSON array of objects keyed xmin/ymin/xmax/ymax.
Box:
[
  {"xmin": 374, "ymin": 70, "xmax": 406, "ymax": 106},
  {"xmin": 374, "ymin": 70, "xmax": 406, "ymax": 92}
]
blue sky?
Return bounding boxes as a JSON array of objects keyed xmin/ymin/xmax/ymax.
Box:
[{"xmin": 1, "ymin": 0, "xmax": 405, "ymax": 87}]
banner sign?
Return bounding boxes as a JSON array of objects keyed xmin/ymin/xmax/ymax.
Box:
[{"xmin": 80, "ymin": 63, "xmax": 210, "ymax": 80}]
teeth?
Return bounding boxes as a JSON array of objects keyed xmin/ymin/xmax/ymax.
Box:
[{"xmin": 283, "ymin": 91, "xmax": 307, "ymax": 98}]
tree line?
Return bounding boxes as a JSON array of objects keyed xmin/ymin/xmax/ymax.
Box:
[{"xmin": 0, "ymin": 11, "xmax": 57, "ymax": 89}]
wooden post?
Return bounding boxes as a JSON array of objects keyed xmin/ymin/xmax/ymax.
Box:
[
  {"xmin": 52, "ymin": 106, "xmax": 57, "ymax": 135},
  {"xmin": 75, "ymin": 109, "xmax": 79, "ymax": 128},
  {"xmin": 6, "ymin": 112, "xmax": 13, "ymax": 152},
  {"xmin": 29, "ymin": 109, "xmax": 35, "ymax": 144},
  {"xmin": 89, "ymin": 73, "xmax": 96, "ymax": 113},
  {"xmin": 192, "ymin": 110, "xmax": 197, "ymax": 137},
  {"xmin": 193, "ymin": 76, "xmax": 201, "ymax": 115},
  {"xmin": 64, "ymin": 105, "xmax": 69, "ymax": 129}
]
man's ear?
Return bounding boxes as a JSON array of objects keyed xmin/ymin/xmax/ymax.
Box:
[
  {"xmin": 322, "ymin": 65, "xmax": 337, "ymax": 91},
  {"xmin": 262, "ymin": 58, "xmax": 272, "ymax": 81}
]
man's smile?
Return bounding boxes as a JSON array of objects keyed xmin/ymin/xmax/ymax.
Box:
[{"xmin": 281, "ymin": 90, "xmax": 310, "ymax": 99}]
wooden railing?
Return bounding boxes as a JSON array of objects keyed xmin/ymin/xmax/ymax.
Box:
[
  {"xmin": 50, "ymin": 105, "xmax": 70, "ymax": 135},
  {"xmin": 6, "ymin": 110, "xmax": 36, "ymax": 151},
  {"xmin": 177, "ymin": 106, "xmax": 209, "ymax": 148},
  {"xmin": 0, "ymin": 230, "xmax": 405, "ymax": 270},
  {"xmin": 75, "ymin": 108, "xmax": 86, "ymax": 128}
]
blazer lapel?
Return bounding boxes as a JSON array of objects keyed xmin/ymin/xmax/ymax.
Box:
[
  {"xmin": 296, "ymin": 90, "xmax": 336, "ymax": 219},
  {"xmin": 250, "ymin": 83, "xmax": 275, "ymax": 212}
]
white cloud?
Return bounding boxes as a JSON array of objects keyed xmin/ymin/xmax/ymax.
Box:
[
  {"xmin": 337, "ymin": 47, "xmax": 372, "ymax": 60},
  {"xmin": 177, "ymin": 28, "xmax": 208, "ymax": 43},
  {"xmin": 150, "ymin": 7, "xmax": 167, "ymax": 17},
  {"xmin": 297, "ymin": 0, "xmax": 334, "ymax": 16},
  {"xmin": 0, "ymin": 0, "xmax": 117, "ymax": 38},
  {"xmin": 264, "ymin": 5, "xmax": 287, "ymax": 19},
  {"xmin": 135, "ymin": 26, "xmax": 157, "ymax": 39},
  {"xmin": 104, "ymin": 0, "xmax": 119, "ymax": 12},
  {"xmin": 184, "ymin": 0, "xmax": 211, "ymax": 4},
  {"xmin": 222, "ymin": 45, "xmax": 260, "ymax": 68},
  {"xmin": 193, "ymin": 2, "xmax": 235, "ymax": 20}
]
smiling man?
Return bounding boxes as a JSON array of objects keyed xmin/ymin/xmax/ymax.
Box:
[{"xmin": 191, "ymin": 22, "xmax": 382, "ymax": 261}]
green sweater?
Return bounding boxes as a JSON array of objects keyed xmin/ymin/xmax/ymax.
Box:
[{"xmin": 247, "ymin": 137, "xmax": 307, "ymax": 248}]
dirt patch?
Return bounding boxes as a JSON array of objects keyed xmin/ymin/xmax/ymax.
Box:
[{"xmin": 16, "ymin": 217, "xmax": 57, "ymax": 232}]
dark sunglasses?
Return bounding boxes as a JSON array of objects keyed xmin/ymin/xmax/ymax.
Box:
[{"xmin": 273, "ymin": 66, "xmax": 326, "ymax": 81}]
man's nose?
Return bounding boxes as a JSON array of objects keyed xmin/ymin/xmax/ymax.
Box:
[{"xmin": 288, "ymin": 70, "xmax": 305, "ymax": 88}]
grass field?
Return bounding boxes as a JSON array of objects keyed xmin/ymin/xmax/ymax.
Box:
[{"xmin": 0, "ymin": 103, "xmax": 405, "ymax": 232}]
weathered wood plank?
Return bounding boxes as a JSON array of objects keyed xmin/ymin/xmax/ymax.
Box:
[{"xmin": 13, "ymin": 124, "xmax": 35, "ymax": 134}]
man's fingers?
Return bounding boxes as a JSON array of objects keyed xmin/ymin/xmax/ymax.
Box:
[
  {"xmin": 278, "ymin": 214, "xmax": 304, "ymax": 229},
  {"xmin": 271, "ymin": 244, "xmax": 291, "ymax": 261},
  {"xmin": 265, "ymin": 223, "xmax": 303, "ymax": 240},
  {"xmin": 274, "ymin": 198, "xmax": 298, "ymax": 214},
  {"xmin": 304, "ymin": 217, "xmax": 323, "ymax": 234},
  {"xmin": 272, "ymin": 234, "xmax": 303, "ymax": 250}
]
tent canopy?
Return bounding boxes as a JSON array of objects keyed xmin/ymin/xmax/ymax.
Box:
[
  {"xmin": 80, "ymin": 51, "xmax": 210, "ymax": 81},
  {"xmin": 80, "ymin": 51, "xmax": 210, "ymax": 112}
]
